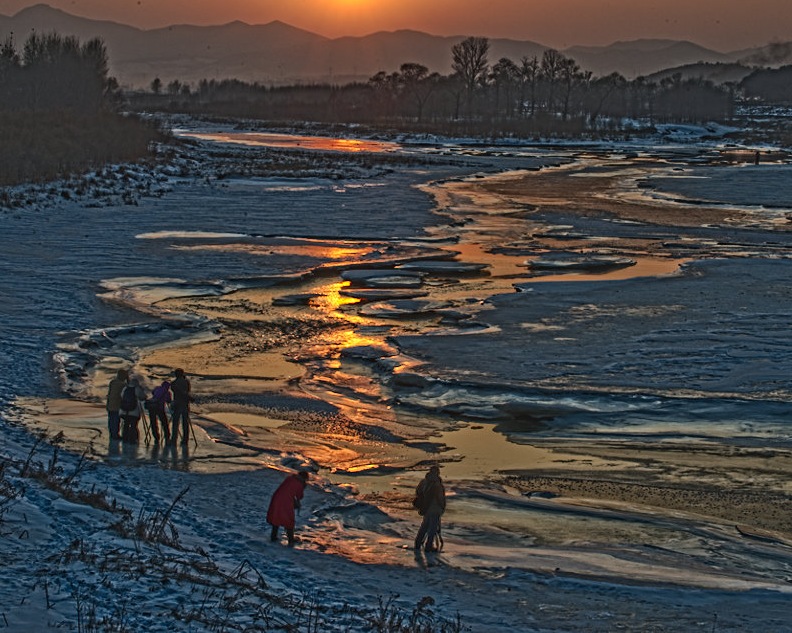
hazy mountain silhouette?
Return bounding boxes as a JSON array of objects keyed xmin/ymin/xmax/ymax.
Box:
[
  {"xmin": 646, "ymin": 62, "xmax": 756, "ymax": 85},
  {"xmin": 566, "ymin": 39, "xmax": 735, "ymax": 77},
  {"xmin": 738, "ymin": 41, "xmax": 792, "ymax": 67},
  {"xmin": 0, "ymin": 4, "xmax": 779, "ymax": 88}
]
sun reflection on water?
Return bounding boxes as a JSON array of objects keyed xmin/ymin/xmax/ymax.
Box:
[
  {"xmin": 175, "ymin": 131, "xmax": 399, "ymax": 153},
  {"xmin": 310, "ymin": 281, "xmax": 360, "ymax": 317}
]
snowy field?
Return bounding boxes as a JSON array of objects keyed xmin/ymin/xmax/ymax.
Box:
[{"xmin": 1, "ymin": 119, "xmax": 792, "ymax": 631}]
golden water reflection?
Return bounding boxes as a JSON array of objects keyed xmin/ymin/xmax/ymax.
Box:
[
  {"xmin": 142, "ymin": 149, "xmax": 696, "ymax": 486},
  {"xmin": 176, "ymin": 131, "xmax": 400, "ymax": 153},
  {"xmin": 172, "ymin": 242, "xmax": 375, "ymax": 261},
  {"xmin": 310, "ymin": 281, "xmax": 360, "ymax": 317}
]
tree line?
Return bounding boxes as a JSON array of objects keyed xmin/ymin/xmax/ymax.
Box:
[
  {"xmin": 131, "ymin": 36, "xmax": 742, "ymax": 137},
  {"xmin": 0, "ymin": 32, "xmax": 161, "ymax": 186}
]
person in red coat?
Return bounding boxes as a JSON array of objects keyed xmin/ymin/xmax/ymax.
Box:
[{"xmin": 266, "ymin": 470, "xmax": 309, "ymax": 545}]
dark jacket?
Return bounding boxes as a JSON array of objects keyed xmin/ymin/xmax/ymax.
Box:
[
  {"xmin": 418, "ymin": 471, "xmax": 446, "ymax": 516},
  {"xmin": 106, "ymin": 377, "xmax": 126, "ymax": 412},
  {"xmin": 171, "ymin": 375, "xmax": 191, "ymax": 407}
]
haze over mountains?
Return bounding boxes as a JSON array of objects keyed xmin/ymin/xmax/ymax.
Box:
[{"xmin": 1, "ymin": 4, "xmax": 790, "ymax": 89}]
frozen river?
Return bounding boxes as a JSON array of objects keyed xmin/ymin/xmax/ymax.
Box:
[{"xmin": 2, "ymin": 123, "xmax": 792, "ymax": 630}]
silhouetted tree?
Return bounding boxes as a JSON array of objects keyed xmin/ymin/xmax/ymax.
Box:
[
  {"xmin": 559, "ymin": 56, "xmax": 585, "ymax": 120},
  {"xmin": 520, "ymin": 55, "xmax": 540, "ymax": 118},
  {"xmin": 490, "ymin": 57, "xmax": 520, "ymax": 120},
  {"xmin": 539, "ymin": 49, "xmax": 564, "ymax": 114},
  {"xmin": 452, "ymin": 36, "xmax": 489, "ymax": 117},
  {"xmin": 167, "ymin": 79, "xmax": 182, "ymax": 95},
  {"xmin": 0, "ymin": 32, "xmax": 160, "ymax": 186},
  {"xmin": 629, "ymin": 76, "xmax": 657, "ymax": 122},
  {"xmin": 368, "ymin": 70, "xmax": 401, "ymax": 119},
  {"xmin": 585, "ymin": 72, "xmax": 628, "ymax": 126},
  {"xmin": 654, "ymin": 75, "xmax": 730, "ymax": 121},
  {"xmin": 398, "ymin": 63, "xmax": 439, "ymax": 123},
  {"xmin": 741, "ymin": 66, "xmax": 792, "ymax": 103}
]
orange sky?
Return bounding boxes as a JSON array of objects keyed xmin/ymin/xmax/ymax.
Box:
[{"xmin": 1, "ymin": 0, "xmax": 790, "ymax": 50}]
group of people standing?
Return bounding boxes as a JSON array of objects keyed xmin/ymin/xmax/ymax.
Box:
[
  {"xmin": 107, "ymin": 366, "xmax": 447, "ymax": 553},
  {"xmin": 105, "ymin": 367, "xmax": 193, "ymax": 445}
]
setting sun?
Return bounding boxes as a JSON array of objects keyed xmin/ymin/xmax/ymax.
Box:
[{"xmin": 1, "ymin": 0, "xmax": 790, "ymax": 49}]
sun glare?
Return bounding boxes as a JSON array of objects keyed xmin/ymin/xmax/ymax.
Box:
[{"xmin": 300, "ymin": 0, "xmax": 389, "ymax": 37}]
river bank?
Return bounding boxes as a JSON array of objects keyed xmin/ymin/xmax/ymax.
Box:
[{"xmin": 2, "ymin": 122, "xmax": 792, "ymax": 630}]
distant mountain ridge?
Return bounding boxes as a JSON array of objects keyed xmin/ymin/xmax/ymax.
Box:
[
  {"xmin": 0, "ymin": 4, "xmax": 787, "ymax": 88},
  {"xmin": 565, "ymin": 39, "xmax": 734, "ymax": 77}
]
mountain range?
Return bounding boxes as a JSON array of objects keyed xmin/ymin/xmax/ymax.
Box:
[{"xmin": 1, "ymin": 4, "xmax": 789, "ymax": 89}]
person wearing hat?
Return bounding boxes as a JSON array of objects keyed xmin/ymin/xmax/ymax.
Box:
[
  {"xmin": 413, "ymin": 465, "xmax": 446, "ymax": 552},
  {"xmin": 266, "ymin": 470, "xmax": 309, "ymax": 546},
  {"xmin": 170, "ymin": 368, "xmax": 192, "ymax": 445},
  {"xmin": 106, "ymin": 368, "xmax": 129, "ymax": 440}
]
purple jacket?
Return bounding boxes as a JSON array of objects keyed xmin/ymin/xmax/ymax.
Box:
[{"xmin": 149, "ymin": 383, "xmax": 172, "ymax": 412}]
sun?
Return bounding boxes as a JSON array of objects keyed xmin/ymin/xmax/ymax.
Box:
[
  {"xmin": 280, "ymin": 0, "xmax": 394, "ymax": 38},
  {"xmin": 330, "ymin": 0, "xmax": 369, "ymax": 7}
]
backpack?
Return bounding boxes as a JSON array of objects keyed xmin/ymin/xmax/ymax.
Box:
[
  {"xmin": 412, "ymin": 480, "xmax": 429, "ymax": 516},
  {"xmin": 120, "ymin": 385, "xmax": 138, "ymax": 411},
  {"xmin": 122, "ymin": 417, "xmax": 139, "ymax": 443}
]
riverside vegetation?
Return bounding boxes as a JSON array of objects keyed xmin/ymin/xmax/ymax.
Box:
[
  {"xmin": 3, "ymin": 32, "xmax": 790, "ymax": 186},
  {"xmin": 130, "ymin": 36, "xmax": 786, "ymax": 140},
  {"xmin": 0, "ymin": 33, "xmax": 163, "ymax": 186}
]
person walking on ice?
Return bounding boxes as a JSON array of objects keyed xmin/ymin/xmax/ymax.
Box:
[
  {"xmin": 267, "ymin": 470, "xmax": 309, "ymax": 546},
  {"xmin": 413, "ymin": 464, "xmax": 446, "ymax": 552}
]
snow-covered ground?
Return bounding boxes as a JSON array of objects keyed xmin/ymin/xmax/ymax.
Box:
[{"xmin": 2, "ymin": 119, "xmax": 792, "ymax": 631}]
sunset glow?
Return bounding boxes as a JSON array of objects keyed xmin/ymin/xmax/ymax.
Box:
[
  {"xmin": 2, "ymin": 0, "xmax": 791, "ymax": 50},
  {"xmin": 177, "ymin": 132, "xmax": 398, "ymax": 153}
]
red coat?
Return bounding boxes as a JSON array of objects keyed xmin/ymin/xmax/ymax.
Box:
[{"xmin": 266, "ymin": 474, "xmax": 306, "ymax": 529}]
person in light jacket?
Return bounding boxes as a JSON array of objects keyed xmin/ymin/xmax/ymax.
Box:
[{"xmin": 106, "ymin": 368, "xmax": 129, "ymax": 440}]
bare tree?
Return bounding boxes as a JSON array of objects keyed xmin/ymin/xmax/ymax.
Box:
[
  {"xmin": 490, "ymin": 57, "xmax": 520, "ymax": 120},
  {"xmin": 167, "ymin": 79, "xmax": 182, "ymax": 95},
  {"xmin": 452, "ymin": 36, "xmax": 490, "ymax": 117},
  {"xmin": 559, "ymin": 56, "xmax": 584, "ymax": 120},
  {"xmin": 399, "ymin": 62, "xmax": 439, "ymax": 123},
  {"xmin": 520, "ymin": 55, "xmax": 540, "ymax": 118},
  {"xmin": 585, "ymin": 71, "xmax": 627, "ymax": 126},
  {"xmin": 0, "ymin": 35, "xmax": 20, "ymax": 71},
  {"xmin": 0, "ymin": 35, "xmax": 21, "ymax": 109},
  {"xmin": 368, "ymin": 70, "xmax": 401, "ymax": 118},
  {"xmin": 539, "ymin": 48, "xmax": 564, "ymax": 114}
]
